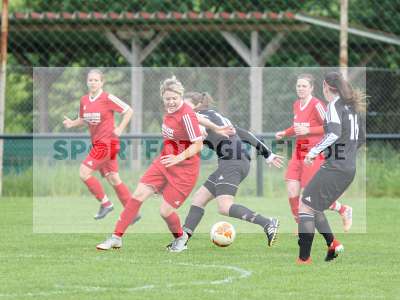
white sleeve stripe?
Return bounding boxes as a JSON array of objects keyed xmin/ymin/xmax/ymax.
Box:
[
  {"xmin": 309, "ymin": 132, "xmax": 339, "ymax": 157},
  {"xmin": 248, "ymin": 131, "xmax": 269, "ymax": 150},
  {"xmin": 109, "ymin": 94, "xmax": 130, "ymax": 112},
  {"xmin": 316, "ymin": 103, "xmax": 326, "ymax": 120},
  {"xmin": 183, "ymin": 115, "xmax": 194, "ymax": 140},
  {"xmin": 183, "ymin": 114, "xmax": 200, "ymax": 141},
  {"xmin": 327, "ymin": 102, "xmax": 340, "ymax": 124}
]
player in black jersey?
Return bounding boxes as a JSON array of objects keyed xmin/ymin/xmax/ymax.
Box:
[
  {"xmin": 168, "ymin": 92, "xmax": 284, "ymax": 252},
  {"xmin": 297, "ymin": 72, "xmax": 366, "ymax": 264}
]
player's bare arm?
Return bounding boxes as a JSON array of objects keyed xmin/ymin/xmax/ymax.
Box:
[
  {"xmin": 113, "ymin": 107, "xmax": 133, "ymax": 137},
  {"xmin": 160, "ymin": 139, "xmax": 203, "ymax": 168},
  {"xmin": 196, "ymin": 114, "xmax": 235, "ymax": 137},
  {"xmin": 63, "ymin": 115, "xmax": 85, "ymax": 128}
]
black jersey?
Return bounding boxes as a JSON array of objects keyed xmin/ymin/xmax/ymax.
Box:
[
  {"xmin": 197, "ymin": 109, "xmax": 273, "ymax": 161},
  {"xmin": 197, "ymin": 109, "xmax": 247, "ymax": 160},
  {"xmin": 308, "ymin": 97, "xmax": 365, "ymax": 171}
]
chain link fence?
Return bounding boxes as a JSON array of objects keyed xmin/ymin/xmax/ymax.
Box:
[{"xmin": 1, "ymin": 0, "xmax": 399, "ymax": 183}]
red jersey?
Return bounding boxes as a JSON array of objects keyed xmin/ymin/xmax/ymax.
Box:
[
  {"xmin": 79, "ymin": 90, "xmax": 130, "ymax": 144},
  {"xmin": 289, "ymin": 96, "xmax": 326, "ymax": 150},
  {"xmin": 158, "ymin": 102, "xmax": 203, "ymax": 166}
]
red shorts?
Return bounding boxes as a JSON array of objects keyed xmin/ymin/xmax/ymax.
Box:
[
  {"xmin": 140, "ymin": 159, "xmax": 199, "ymax": 208},
  {"xmin": 82, "ymin": 142, "xmax": 120, "ymax": 177},
  {"xmin": 285, "ymin": 152, "xmax": 324, "ymax": 188}
]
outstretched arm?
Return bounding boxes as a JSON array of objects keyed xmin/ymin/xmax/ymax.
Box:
[
  {"xmin": 63, "ymin": 116, "xmax": 85, "ymax": 128},
  {"xmin": 196, "ymin": 114, "xmax": 235, "ymax": 137},
  {"xmin": 236, "ymin": 127, "xmax": 284, "ymax": 168}
]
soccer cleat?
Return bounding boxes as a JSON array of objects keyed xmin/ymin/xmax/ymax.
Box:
[
  {"xmin": 94, "ymin": 203, "xmax": 114, "ymax": 220},
  {"xmin": 168, "ymin": 232, "xmax": 189, "ymax": 253},
  {"xmin": 96, "ymin": 234, "xmax": 122, "ymax": 250},
  {"xmin": 296, "ymin": 257, "xmax": 312, "ymax": 265},
  {"xmin": 325, "ymin": 239, "xmax": 344, "ymax": 261},
  {"xmin": 264, "ymin": 218, "xmax": 280, "ymax": 247},
  {"xmin": 340, "ymin": 205, "xmax": 353, "ymax": 232}
]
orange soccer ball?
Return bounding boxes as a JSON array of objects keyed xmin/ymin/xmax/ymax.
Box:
[{"xmin": 210, "ymin": 221, "xmax": 236, "ymax": 247}]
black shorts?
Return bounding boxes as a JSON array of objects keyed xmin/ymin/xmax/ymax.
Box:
[
  {"xmin": 301, "ymin": 166, "xmax": 356, "ymax": 212},
  {"xmin": 204, "ymin": 158, "xmax": 250, "ymax": 197}
]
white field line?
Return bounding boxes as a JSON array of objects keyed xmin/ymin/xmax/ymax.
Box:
[{"xmin": 0, "ymin": 263, "xmax": 252, "ymax": 298}]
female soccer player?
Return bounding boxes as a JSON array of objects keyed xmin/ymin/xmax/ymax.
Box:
[
  {"xmin": 167, "ymin": 92, "xmax": 284, "ymax": 252},
  {"xmin": 96, "ymin": 76, "xmax": 204, "ymax": 250},
  {"xmin": 275, "ymin": 74, "xmax": 352, "ymax": 231},
  {"xmin": 297, "ymin": 72, "xmax": 366, "ymax": 264},
  {"xmin": 63, "ymin": 69, "xmax": 134, "ymax": 220}
]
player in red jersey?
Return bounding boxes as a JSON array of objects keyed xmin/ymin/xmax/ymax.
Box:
[
  {"xmin": 63, "ymin": 69, "xmax": 135, "ymax": 220},
  {"xmin": 96, "ymin": 76, "xmax": 204, "ymax": 250},
  {"xmin": 275, "ymin": 74, "xmax": 352, "ymax": 232}
]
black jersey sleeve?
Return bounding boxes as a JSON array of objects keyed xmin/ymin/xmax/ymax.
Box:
[
  {"xmin": 235, "ymin": 126, "xmax": 272, "ymax": 159},
  {"xmin": 308, "ymin": 100, "xmax": 342, "ymax": 157}
]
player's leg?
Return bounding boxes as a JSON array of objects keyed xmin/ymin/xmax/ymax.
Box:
[
  {"xmin": 286, "ymin": 180, "xmax": 301, "ymax": 223},
  {"xmin": 105, "ymin": 172, "xmax": 130, "ymax": 207},
  {"xmin": 105, "ymin": 172, "xmax": 141, "ymax": 224},
  {"xmin": 80, "ymin": 163, "xmax": 114, "ymax": 219},
  {"xmin": 285, "ymin": 157, "xmax": 302, "ymax": 223},
  {"xmin": 183, "ymin": 185, "xmax": 215, "ymax": 237},
  {"xmin": 297, "ymin": 199, "xmax": 315, "ymax": 264},
  {"xmin": 167, "ymin": 182, "xmax": 216, "ymax": 252},
  {"xmin": 160, "ymin": 200, "xmax": 183, "ymax": 239},
  {"xmin": 329, "ymin": 199, "xmax": 353, "ymax": 232},
  {"xmin": 216, "ymin": 195, "xmax": 279, "ymax": 247},
  {"xmin": 96, "ymin": 183, "xmax": 154, "ymax": 250}
]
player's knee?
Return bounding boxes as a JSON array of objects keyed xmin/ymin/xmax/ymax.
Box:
[
  {"xmin": 79, "ymin": 167, "xmax": 91, "ymax": 181},
  {"xmin": 106, "ymin": 173, "xmax": 121, "ymax": 186},
  {"xmin": 299, "ymin": 199, "xmax": 313, "ymax": 214},
  {"xmin": 217, "ymin": 203, "xmax": 230, "ymax": 216},
  {"xmin": 159, "ymin": 206, "xmax": 173, "ymax": 218}
]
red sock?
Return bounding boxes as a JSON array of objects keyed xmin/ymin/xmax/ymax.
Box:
[
  {"xmin": 114, "ymin": 198, "xmax": 142, "ymax": 237},
  {"xmin": 338, "ymin": 204, "xmax": 346, "ymax": 215},
  {"xmin": 113, "ymin": 182, "xmax": 132, "ymax": 207},
  {"xmin": 84, "ymin": 177, "xmax": 105, "ymax": 201},
  {"xmin": 289, "ymin": 196, "xmax": 300, "ymax": 223},
  {"xmin": 163, "ymin": 212, "xmax": 183, "ymax": 238}
]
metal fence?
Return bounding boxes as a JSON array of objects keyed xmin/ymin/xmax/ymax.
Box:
[{"xmin": 1, "ymin": 0, "xmax": 399, "ymax": 185}]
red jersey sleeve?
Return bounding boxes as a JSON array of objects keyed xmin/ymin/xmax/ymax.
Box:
[
  {"xmin": 107, "ymin": 94, "xmax": 130, "ymax": 114},
  {"xmin": 314, "ymin": 100, "xmax": 326, "ymax": 124},
  {"xmin": 182, "ymin": 112, "xmax": 203, "ymax": 142}
]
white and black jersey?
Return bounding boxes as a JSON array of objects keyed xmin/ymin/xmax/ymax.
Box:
[
  {"xmin": 308, "ymin": 96, "xmax": 365, "ymax": 171},
  {"xmin": 198, "ymin": 109, "xmax": 274, "ymax": 161},
  {"xmin": 198, "ymin": 109, "xmax": 273, "ymax": 197},
  {"xmin": 198, "ymin": 109, "xmax": 249, "ymax": 161},
  {"xmin": 302, "ymin": 96, "xmax": 365, "ymax": 211}
]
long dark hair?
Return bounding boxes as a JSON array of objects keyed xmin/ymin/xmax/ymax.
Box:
[
  {"xmin": 324, "ymin": 72, "xmax": 366, "ymax": 113},
  {"xmin": 183, "ymin": 92, "xmax": 214, "ymax": 111}
]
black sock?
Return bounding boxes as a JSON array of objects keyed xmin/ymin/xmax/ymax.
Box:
[
  {"xmin": 314, "ymin": 212, "xmax": 334, "ymax": 246},
  {"xmin": 183, "ymin": 205, "xmax": 205, "ymax": 237},
  {"xmin": 298, "ymin": 212, "xmax": 315, "ymax": 260},
  {"xmin": 228, "ymin": 204, "xmax": 271, "ymax": 228}
]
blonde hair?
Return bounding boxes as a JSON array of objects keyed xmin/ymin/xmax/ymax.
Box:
[
  {"xmin": 160, "ymin": 75, "xmax": 184, "ymax": 97},
  {"xmin": 87, "ymin": 69, "xmax": 104, "ymax": 81}
]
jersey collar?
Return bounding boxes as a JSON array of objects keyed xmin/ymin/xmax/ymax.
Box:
[
  {"xmin": 299, "ymin": 95, "xmax": 313, "ymax": 111},
  {"xmin": 89, "ymin": 89, "xmax": 103, "ymax": 102}
]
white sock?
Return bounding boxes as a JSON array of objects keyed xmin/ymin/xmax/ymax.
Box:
[
  {"xmin": 329, "ymin": 201, "xmax": 342, "ymax": 212},
  {"xmin": 101, "ymin": 195, "xmax": 111, "ymax": 206}
]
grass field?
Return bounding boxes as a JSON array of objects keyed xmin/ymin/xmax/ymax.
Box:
[{"xmin": 1, "ymin": 196, "xmax": 399, "ymax": 300}]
